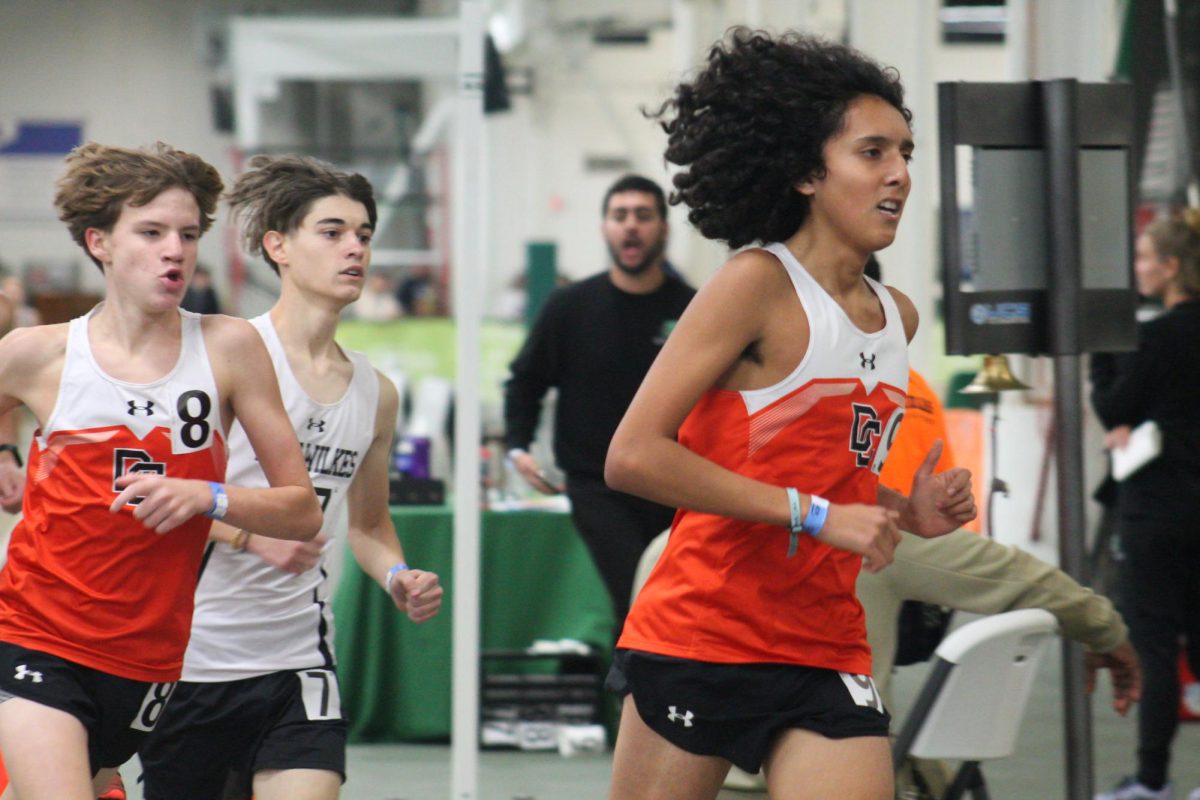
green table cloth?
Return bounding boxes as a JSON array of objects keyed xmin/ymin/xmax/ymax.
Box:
[{"xmin": 332, "ymin": 505, "xmax": 614, "ymax": 742}]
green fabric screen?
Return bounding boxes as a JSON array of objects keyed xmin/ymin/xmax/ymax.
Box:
[{"xmin": 332, "ymin": 506, "xmax": 613, "ymax": 742}]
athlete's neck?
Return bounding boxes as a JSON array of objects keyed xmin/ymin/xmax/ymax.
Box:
[
  {"xmin": 268, "ymin": 294, "xmax": 343, "ymax": 365},
  {"xmin": 87, "ymin": 302, "xmax": 183, "ymax": 383},
  {"xmin": 783, "ymin": 228, "xmax": 869, "ymax": 298}
]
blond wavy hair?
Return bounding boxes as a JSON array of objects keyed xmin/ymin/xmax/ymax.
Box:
[
  {"xmin": 54, "ymin": 142, "xmax": 223, "ymax": 271},
  {"xmin": 1145, "ymin": 207, "xmax": 1200, "ymax": 297}
]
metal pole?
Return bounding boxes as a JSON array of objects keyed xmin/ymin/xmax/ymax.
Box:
[
  {"xmin": 1163, "ymin": 0, "xmax": 1200, "ymax": 204},
  {"xmin": 1053, "ymin": 355, "xmax": 1094, "ymax": 799},
  {"xmin": 1041, "ymin": 78, "xmax": 1094, "ymax": 800},
  {"xmin": 451, "ymin": 3, "xmax": 484, "ymax": 798}
]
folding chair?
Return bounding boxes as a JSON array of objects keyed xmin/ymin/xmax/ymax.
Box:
[{"xmin": 892, "ymin": 608, "xmax": 1059, "ymax": 800}]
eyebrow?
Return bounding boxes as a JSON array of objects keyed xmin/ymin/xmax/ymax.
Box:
[
  {"xmin": 139, "ymin": 220, "xmax": 201, "ymax": 233},
  {"xmin": 315, "ymin": 217, "xmax": 374, "ymax": 230},
  {"xmin": 856, "ymin": 135, "xmax": 915, "ymax": 152}
]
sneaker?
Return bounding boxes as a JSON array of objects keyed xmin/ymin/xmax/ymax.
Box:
[
  {"xmin": 723, "ymin": 765, "xmax": 767, "ymax": 792},
  {"xmin": 1186, "ymin": 788, "xmax": 1200, "ymax": 800},
  {"xmin": 1095, "ymin": 776, "xmax": 1173, "ymax": 800},
  {"xmin": 98, "ymin": 771, "xmax": 126, "ymax": 800}
]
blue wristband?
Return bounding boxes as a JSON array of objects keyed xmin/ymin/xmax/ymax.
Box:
[
  {"xmin": 785, "ymin": 487, "xmax": 803, "ymax": 557},
  {"xmin": 803, "ymin": 495, "xmax": 830, "ymax": 537},
  {"xmin": 205, "ymin": 482, "xmax": 229, "ymax": 520},
  {"xmin": 385, "ymin": 562, "xmax": 410, "ymax": 592}
]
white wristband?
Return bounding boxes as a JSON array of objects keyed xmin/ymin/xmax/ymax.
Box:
[
  {"xmin": 205, "ymin": 482, "xmax": 229, "ymax": 520},
  {"xmin": 385, "ymin": 562, "xmax": 410, "ymax": 592}
]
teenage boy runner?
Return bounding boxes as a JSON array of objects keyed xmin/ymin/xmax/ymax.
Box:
[
  {"xmin": 0, "ymin": 141, "xmax": 322, "ymax": 800},
  {"xmin": 140, "ymin": 154, "xmax": 443, "ymax": 800}
]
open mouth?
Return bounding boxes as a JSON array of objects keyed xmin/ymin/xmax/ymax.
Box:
[
  {"xmin": 877, "ymin": 200, "xmax": 902, "ymax": 218},
  {"xmin": 162, "ymin": 269, "xmax": 184, "ymax": 287},
  {"xmin": 340, "ymin": 267, "xmax": 365, "ymax": 278}
]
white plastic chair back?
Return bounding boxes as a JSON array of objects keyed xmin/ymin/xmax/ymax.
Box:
[{"xmin": 908, "ymin": 608, "xmax": 1057, "ymax": 761}]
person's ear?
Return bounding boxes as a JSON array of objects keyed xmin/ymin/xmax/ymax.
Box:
[
  {"xmin": 794, "ymin": 177, "xmax": 817, "ymax": 197},
  {"xmin": 1164, "ymin": 255, "xmax": 1181, "ymax": 282},
  {"xmin": 84, "ymin": 228, "xmax": 111, "ymax": 266},
  {"xmin": 262, "ymin": 231, "xmax": 287, "ymax": 266}
]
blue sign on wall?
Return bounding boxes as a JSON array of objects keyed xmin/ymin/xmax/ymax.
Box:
[{"xmin": 0, "ymin": 122, "xmax": 82, "ymax": 155}]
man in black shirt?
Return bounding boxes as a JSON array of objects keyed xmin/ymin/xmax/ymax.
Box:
[{"xmin": 504, "ymin": 175, "xmax": 695, "ymax": 638}]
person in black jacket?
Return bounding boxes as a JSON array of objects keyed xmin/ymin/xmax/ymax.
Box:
[
  {"xmin": 1091, "ymin": 209, "xmax": 1200, "ymax": 800},
  {"xmin": 503, "ymin": 175, "xmax": 695, "ymax": 638}
]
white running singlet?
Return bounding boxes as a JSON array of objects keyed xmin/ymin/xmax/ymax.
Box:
[{"xmin": 181, "ymin": 314, "xmax": 380, "ymax": 682}]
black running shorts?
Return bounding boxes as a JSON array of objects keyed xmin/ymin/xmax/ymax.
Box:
[
  {"xmin": 140, "ymin": 667, "xmax": 347, "ymax": 800},
  {"xmin": 0, "ymin": 640, "xmax": 176, "ymax": 775},
  {"xmin": 606, "ymin": 648, "xmax": 890, "ymax": 773}
]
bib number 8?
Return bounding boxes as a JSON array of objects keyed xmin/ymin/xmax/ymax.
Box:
[{"xmin": 130, "ymin": 681, "xmax": 177, "ymax": 732}]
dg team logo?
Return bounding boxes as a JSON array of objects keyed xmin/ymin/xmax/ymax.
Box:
[{"xmin": 969, "ymin": 303, "xmax": 990, "ymax": 325}]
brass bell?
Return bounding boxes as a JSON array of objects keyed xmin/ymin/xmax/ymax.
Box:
[{"xmin": 959, "ymin": 354, "xmax": 1030, "ymax": 394}]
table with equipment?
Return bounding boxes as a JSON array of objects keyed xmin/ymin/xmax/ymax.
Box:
[{"xmin": 332, "ymin": 505, "xmax": 614, "ymax": 742}]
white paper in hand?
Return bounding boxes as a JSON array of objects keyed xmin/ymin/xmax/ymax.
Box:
[{"xmin": 1111, "ymin": 420, "xmax": 1162, "ymax": 481}]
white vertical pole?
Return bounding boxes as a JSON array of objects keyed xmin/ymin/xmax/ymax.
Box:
[
  {"xmin": 451, "ymin": 2, "xmax": 484, "ymax": 799},
  {"xmin": 1005, "ymin": 0, "xmax": 1030, "ymax": 81},
  {"xmin": 745, "ymin": 0, "xmax": 763, "ymax": 28},
  {"xmin": 847, "ymin": 0, "xmax": 938, "ymax": 378}
]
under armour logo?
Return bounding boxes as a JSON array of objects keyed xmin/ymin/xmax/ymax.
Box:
[
  {"xmin": 14, "ymin": 664, "xmax": 42, "ymax": 683},
  {"xmin": 127, "ymin": 400, "xmax": 155, "ymax": 417},
  {"xmin": 667, "ymin": 705, "xmax": 694, "ymax": 727},
  {"xmin": 306, "ymin": 418, "xmax": 326, "ymax": 433},
  {"xmin": 859, "ymin": 352, "xmax": 876, "ymax": 370}
]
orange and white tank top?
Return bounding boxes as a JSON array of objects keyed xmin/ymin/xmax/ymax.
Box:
[
  {"xmin": 0, "ymin": 307, "xmax": 226, "ymax": 683},
  {"xmin": 619, "ymin": 243, "xmax": 908, "ymax": 674}
]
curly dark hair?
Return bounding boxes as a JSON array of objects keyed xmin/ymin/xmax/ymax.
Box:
[
  {"xmin": 226, "ymin": 153, "xmax": 377, "ymax": 275},
  {"xmin": 655, "ymin": 29, "xmax": 911, "ymax": 249},
  {"xmin": 54, "ymin": 142, "xmax": 224, "ymax": 271}
]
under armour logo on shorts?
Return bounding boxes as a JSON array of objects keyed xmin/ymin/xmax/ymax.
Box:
[
  {"xmin": 14, "ymin": 664, "xmax": 43, "ymax": 683},
  {"xmin": 667, "ymin": 705, "xmax": 694, "ymax": 727}
]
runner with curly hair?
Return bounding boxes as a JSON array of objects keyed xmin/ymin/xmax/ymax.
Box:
[{"xmin": 603, "ymin": 30, "xmax": 976, "ymax": 800}]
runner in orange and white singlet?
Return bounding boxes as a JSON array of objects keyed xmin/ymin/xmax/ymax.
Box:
[
  {"xmin": 603, "ymin": 31, "xmax": 977, "ymax": 800},
  {"xmin": 0, "ymin": 142, "xmax": 322, "ymax": 800}
]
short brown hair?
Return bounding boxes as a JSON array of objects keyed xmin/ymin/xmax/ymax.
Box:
[
  {"xmin": 226, "ymin": 153, "xmax": 377, "ymax": 275},
  {"xmin": 54, "ymin": 142, "xmax": 224, "ymax": 271}
]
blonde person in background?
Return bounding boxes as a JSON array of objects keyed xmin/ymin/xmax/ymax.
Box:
[{"xmin": 1091, "ymin": 209, "xmax": 1200, "ymax": 800}]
